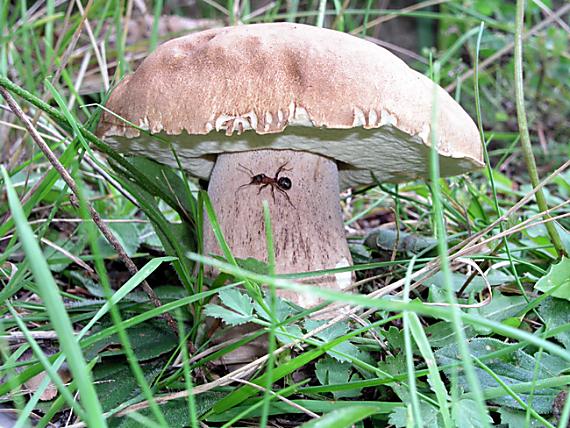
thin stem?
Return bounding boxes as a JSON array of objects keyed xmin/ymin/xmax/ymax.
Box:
[
  {"xmin": 513, "ymin": 0, "xmax": 566, "ymax": 257},
  {"xmin": 0, "ymin": 85, "xmax": 181, "ymax": 339}
]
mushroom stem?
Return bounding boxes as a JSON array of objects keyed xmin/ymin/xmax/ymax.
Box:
[{"xmin": 204, "ymin": 149, "xmax": 353, "ymax": 307}]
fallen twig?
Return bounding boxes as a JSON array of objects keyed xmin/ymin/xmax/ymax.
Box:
[{"xmin": 0, "ymin": 86, "xmax": 181, "ymax": 341}]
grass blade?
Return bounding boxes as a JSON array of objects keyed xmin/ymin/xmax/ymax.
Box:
[
  {"xmin": 1, "ymin": 166, "xmax": 107, "ymax": 428},
  {"xmin": 428, "ymin": 61, "xmax": 489, "ymax": 424},
  {"xmin": 402, "ymin": 257, "xmax": 423, "ymax": 427},
  {"xmin": 299, "ymin": 405, "xmax": 378, "ymax": 427}
]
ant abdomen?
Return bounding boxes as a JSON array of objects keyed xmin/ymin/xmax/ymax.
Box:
[{"xmin": 277, "ymin": 177, "xmax": 292, "ymax": 190}]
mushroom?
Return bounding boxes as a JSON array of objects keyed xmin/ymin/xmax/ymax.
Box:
[{"xmin": 97, "ymin": 23, "xmax": 482, "ymax": 310}]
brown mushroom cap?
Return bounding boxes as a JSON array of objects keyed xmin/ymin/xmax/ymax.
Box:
[{"xmin": 97, "ymin": 22, "xmax": 483, "ymax": 188}]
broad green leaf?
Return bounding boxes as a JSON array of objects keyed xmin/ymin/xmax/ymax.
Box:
[
  {"xmin": 109, "ymin": 395, "xmax": 222, "ymax": 428},
  {"xmin": 125, "ymin": 320, "xmax": 179, "ymax": 361},
  {"xmin": 125, "ymin": 157, "xmax": 196, "ymax": 219},
  {"xmin": 452, "ymin": 399, "xmax": 494, "ymax": 428},
  {"xmin": 538, "ymin": 353, "xmax": 569, "ymax": 375},
  {"xmin": 2, "ymin": 285, "xmax": 225, "ymax": 398},
  {"xmin": 436, "ymin": 338, "xmax": 562, "ymax": 413},
  {"xmin": 300, "ymin": 406, "xmax": 378, "ymax": 428},
  {"xmin": 535, "ymin": 257, "xmax": 570, "ymax": 300},
  {"xmin": 252, "ymin": 293, "xmax": 305, "ymax": 344},
  {"xmin": 204, "ymin": 287, "xmax": 255, "ymax": 326},
  {"xmin": 380, "ymin": 325, "xmax": 405, "ymax": 350},
  {"xmin": 364, "ymin": 229, "xmax": 437, "ymax": 253},
  {"xmin": 203, "ymin": 304, "xmax": 253, "ymax": 326},
  {"xmin": 498, "ymin": 408, "xmax": 542, "ymax": 427},
  {"xmin": 254, "ymin": 294, "xmax": 300, "ymax": 323},
  {"xmin": 89, "ymin": 319, "xmax": 178, "ymax": 361},
  {"xmin": 43, "ymin": 227, "xmax": 87, "ymax": 272},
  {"xmin": 305, "ymin": 320, "xmax": 359, "ymax": 362},
  {"xmin": 93, "ymin": 360, "xmax": 163, "ymax": 413},
  {"xmin": 377, "ymin": 354, "xmax": 408, "ymax": 400},
  {"xmin": 474, "ymin": 292, "xmax": 527, "ymax": 334},
  {"xmin": 423, "ymin": 321, "xmax": 476, "ymax": 349},
  {"xmin": 137, "ymin": 223, "xmax": 162, "ymax": 249},
  {"xmin": 252, "ymin": 294, "xmax": 303, "ymax": 343},
  {"xmin": 305, "ymin": 320, "xmax": 349, "ymax": 341},
  {"xmin": 556, "ymin": 223, "xmax": 570, "ymax": 254},
  {"xmin": 315, "ymin": 357, "xmax": 362, "ymax": 399},
  {"xmin": 388, "ymin": 403, "xmax": 441, "ymax": 428},
  {"xmin": 253, "ymin": 293, "xmax": 304, "ymax": 344},
  {"xmin": 108, "ymin": 172, "xmax": 196, "ymax": 289},
  {"xmin": 325, "ymin": 340, "xmax": 361, "ymax": 363},
  {"xmin": 474, "ymin": 0, "xmax": 500, "ymax": 16},
  {"xmin": 429, "ymin": 270, "xmax": 513, "ymax": 295},
  {"xmin": 315, "ymin": 357, "xmax": 350, "ymax": 386},
  {"xmin": 218, "ymin": 288, "xmax": 253, "ymax": 317},
  {"xmin": 521, "ymin": 225, "xmax": 558, "ymax": 258},
  {"xmin": 538, "ymin": 298, "xmax": 570, "ymax": 350},
  {"xmin": 276, "ymin": 324, "xmax": 304, "ymax": 345},
  {"xmin": 105, "ymin": 222, "xmax": 141, "ymax": 257}
]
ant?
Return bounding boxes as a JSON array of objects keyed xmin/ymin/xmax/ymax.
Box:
[{"xmin": 236, "ymin": 162, "xmax": 295, "ymax": 208}]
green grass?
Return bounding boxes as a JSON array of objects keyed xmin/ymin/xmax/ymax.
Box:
[
  {"xmin": 1, "ymin": 167, "xmax": 105, "ymax": 427},
  {"xmin": 1, "ymin": 1, "xmax": 569, "ymax": 427}
]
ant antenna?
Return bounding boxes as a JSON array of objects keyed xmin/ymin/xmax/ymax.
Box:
[{"xmin": 237, "ymin": 163, "xmax": 255, "ymax": 177}]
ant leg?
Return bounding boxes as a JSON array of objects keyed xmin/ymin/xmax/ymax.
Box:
[
  {"xmin": 237, "ymin": 163, "xmax": 255, "ymax": 177},
  {"xmin": 274, "ymin": 162, "xmax": 293, "ymax": 179},
  {"xmin": 235, "ymin": 182, "xmax": 251, "ymax": 194},
  {"xmin": 276, "ymin": 186, "xmax": 295, "ymax": 208},
  {"xmin": 235, "ymin": 182, "xmax": 253, "ymax": 197},
  {"xmin": 236, "ymin": 175, "xmax": 258, "ymax": 194},
  {"xmin": 270, "ymin": 185, "xmax": 276, "ymax": 204},
  {"xmin": 257, "ymin": 184, "xmax": 269, "ymax": 195}
]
